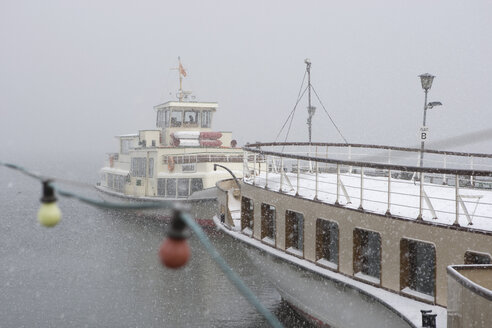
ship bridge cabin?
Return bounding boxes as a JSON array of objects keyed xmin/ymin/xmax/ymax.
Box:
[{"xmin": 155, "ymin": 101, "xmax": 218, "ymax": 147}]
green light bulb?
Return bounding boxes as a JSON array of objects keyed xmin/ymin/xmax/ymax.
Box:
[{"xmin": 37, "ymin": 202, "xmax": 62, "ymax": 227}]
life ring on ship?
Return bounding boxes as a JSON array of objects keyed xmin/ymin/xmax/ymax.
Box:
[{"xmin": 168, "ymin": 156, "xmax": 175, "ymax": 172}]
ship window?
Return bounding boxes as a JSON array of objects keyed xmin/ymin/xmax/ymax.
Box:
[
  {"xmin": 285, "ymin": 210, "xmax": 304, "ymax": 255},
  {"xmin": 316, "ymin": 218, "xmax": 339, "ymax": 267},
  {"xmin": 157, "ymin": 179, "xmax": 166, "ymax": 196},
  {"xmin": 136, "ymin": 179, "xmax": 142, "ymax": 186},
  {"xmin": 201, "ymin": 111, "xmax": 211, "ymax": 128},
  {"xmin": 190, "ymin": 178, "xmax": 203, "ymax": 194},
  {"xmin": 464, "ymin": 251, "xmax": 491, "ymax": 264},
  {"xmin": 170, "ymin": 110, "xmax": 183, "ymax": 127},
  {"xmin": 156, "ymin": 110, "xmax": 163, "ymax": 128},
  {"xmin": 121, "ymin": 139, "xmax": 133, "ymax": 154},
  {"xmin": 353, "ymin": 228, "xmax": 381, "ymax": 283},
  {"xmin": 261, "ymin": 203, "xmax": 276, "ymax": 244},
  {"xmin": 107, "ymin": 174, "xmax": 113, "ymax": 188},
  {"xmin": 107, "ymin": 174, "xmax": 125, "ymax": 192},
  {"xmin": 241, "ymin": 197, "xmax": 254, "ymax": 235},
  {"xmin": 184, "ymin": 110, "xmax": 199, "ymax": 126},
  {"xmin": 131, "ymin": 158, "xmax": 147, "ymax": 177},
  {"xmin": 164, "ymin": 110, "xmax": 170, "ymax": 127},
  {"xmin": 400, "ymin": 238, "xmax": 435, "ymax": 298},
  {"xmin": 177, "ymin": 178, "xmax": 189, "ymax": 197},
  {"xmin": 117, "ymin": 175, "xmax": 125, "ymax": 192},
  {"xmin": 166, "ymin": 178, "xmax": 176, "ymax": 198},
  {"xmin": 148, "ymin": 158, "xmax": 154, "ymax": 178}
]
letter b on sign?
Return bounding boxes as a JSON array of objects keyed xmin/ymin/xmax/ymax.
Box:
[{"xmin": 419, "ymin": 127, "xmax": 429, "ymax": 141}]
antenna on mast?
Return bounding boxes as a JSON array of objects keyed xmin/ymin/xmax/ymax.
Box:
[{"xmin": 305, "ymin": 58, "xmax": 316, "ymax": 143}]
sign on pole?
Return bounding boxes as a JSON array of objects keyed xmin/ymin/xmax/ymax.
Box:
[{"xmin": 419, "ymin": 127, "xmax": 429, "ymax": 141}]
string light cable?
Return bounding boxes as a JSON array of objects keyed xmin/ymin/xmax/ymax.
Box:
[{"xmin": 0, "ymin": 160, "xmax": 283, "ymax": 328}]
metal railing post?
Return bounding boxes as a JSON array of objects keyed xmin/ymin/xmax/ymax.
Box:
[
  {"xmin": 348, "ymin": 145, "xmax": 352, "ymax": 175},
  {"xmin": 265, "ymin": 155, "xmax": 269, "ymax": 188},
  {"xmin": 325, "ymin": 145, "xmax": 329, "ymax": 171},
  {"xmin": 454, "ymin": 174, "xmax": 460, "ymax": 226},
  {"xmin": 470, "ymin": 156, "xmax": 474, "ymax": 187},
  {"xmin": 253, "ymin": 154, "xmax": 257, "ymax": 186},
  {"xmin": 279, "ymin": 157, "xmax": 284, "ymax": 192},
  {"xmin": 417, "ymin": 171, "xmax": 424, "ymax": 220},
  {"xmin": 243, "ymin": 152, "xmax": 247, "ymax": 180},
  {"xmin": 386, "ymin": 169, "xmax": 391, "ymax": 215},
  {"xmin": 314, "ymin": 160, "xmax": 319, "ymax": 200},
  {"xmin": 296, "ymin": 159, "xmax": 300, "ymax": 196},
  {"xmin": 443, "ymin": 155, "xmax": 447, "ymax": 185},
  {"xmin": 358, "ymin": 167, "xmax": 364, "ymax": 210},
  {"xmin": 336, "ymin": 164, "xmax": 340, "ymax": 205}
]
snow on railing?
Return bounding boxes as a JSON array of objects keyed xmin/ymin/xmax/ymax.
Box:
[{"xmin": 243, "ymin": 143, "xmax": 492, "ymax": 231}]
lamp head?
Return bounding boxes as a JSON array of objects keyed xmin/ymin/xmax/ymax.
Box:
[
  {"xmin": 427, "ymin": 101, "xmax": 443, "ymax": 109},
  {"xmin": 419, "ymin": 73, "xmax": 435, "ymax": 91}
]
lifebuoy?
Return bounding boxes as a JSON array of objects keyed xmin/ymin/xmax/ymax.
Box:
[
  {"xmin": 200, "ymin": 139, "xmax": 222, "ymax": 147},
  {"xmin": 168, "ymin": 156, "xmax": 175, "ymax": 172}
]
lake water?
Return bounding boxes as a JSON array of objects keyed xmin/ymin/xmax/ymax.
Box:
[{"xmin": 0, "ymin": 153, "xmax": 312, "ymax": 327}]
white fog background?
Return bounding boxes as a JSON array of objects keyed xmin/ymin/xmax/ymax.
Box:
[{"xmin": 1, "ymin": 0, "xmax": 491, "ymax": 162}]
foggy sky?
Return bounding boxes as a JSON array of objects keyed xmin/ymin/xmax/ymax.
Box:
[{"xmin": 1, "ymin": 0, "xmax": 491, "ymax": 161}]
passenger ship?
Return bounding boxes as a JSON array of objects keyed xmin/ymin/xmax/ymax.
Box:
[
  {"xmin": 97, "ymin": 59, "xmax": 243, "ymax": 203},
  {"xmin": 214, "ymin": 62, "xmax": 492, "ymax": 327}
]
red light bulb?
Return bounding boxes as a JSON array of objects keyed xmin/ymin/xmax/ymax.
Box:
[{"xmin": 159, "ymin": 237, "xmax": 191, "ymax": 269}]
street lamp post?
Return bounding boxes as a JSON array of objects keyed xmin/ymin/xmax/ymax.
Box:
[
  {"xmin": 416, "ymin": 73, "xmax": 442, "ymax": 221},
  {"xmin": 418, "ymin": 73, "xmax": 435, "ymax": 168}
]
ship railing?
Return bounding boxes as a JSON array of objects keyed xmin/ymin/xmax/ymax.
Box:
[
  {"xmin": 243, "ymin": 142, "xmax": 492, "ymax": 229},
  {"xmin": 161, "ymin": 152, "xmax": 245, "ymax": 165}
]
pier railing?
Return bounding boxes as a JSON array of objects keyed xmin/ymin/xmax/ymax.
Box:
[{"xmin": 242, "ymin": 143, "xmax": 492, "ymax": 230}]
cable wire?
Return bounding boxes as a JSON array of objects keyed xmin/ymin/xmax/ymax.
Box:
[
  {"xmin": 311, "ymin": 84, "xmax": 348, "ymax": 144},
  {"xmin": 180, "ymin": 212, "xmax": 283, "ymax": 328},
  {"xmin": 274, "ymin": 70, "xmax": 308, "ymax": 142},
  {"xmin": 0, "ymin": 160, "xmax": 283, "ymax": 328}
]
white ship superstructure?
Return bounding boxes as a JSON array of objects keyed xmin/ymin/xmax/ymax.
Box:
[{"xmin": 98, "ymin": 59, "xmax": 243, "ymax": 200}]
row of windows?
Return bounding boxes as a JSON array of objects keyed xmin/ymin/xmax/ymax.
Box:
[
  {"xmin": 130, "ymin": 157, "xmax": 154, "ymax": 178},
  {"xmin": 240, "ymin": 197, "xmax": 491, "ymax": 300},
  {"xmin": 156, "ymin": 109, "xmax": 212, "ymax": 128},
  {"xmin": 120, "ymin": 139, "xmax": 134, "ymax": 154},
  {"xmin": 106, "ymin": 173, "xmax": 126, "ymax": 192},
  {"xmin": 157, "ymin": 178, "xmax": 203, "ymax": 198}
]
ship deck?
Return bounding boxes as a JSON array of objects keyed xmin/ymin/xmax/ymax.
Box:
[{"xmin": 246, "ymin": 171, "xmax": 492, "ymax": 232}]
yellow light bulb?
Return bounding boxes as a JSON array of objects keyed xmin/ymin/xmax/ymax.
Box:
[{"xmin": 37, "ymin": 202, "xmax": 62, "ymax": 227}]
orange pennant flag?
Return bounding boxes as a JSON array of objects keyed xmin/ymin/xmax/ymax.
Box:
[{"xmin": 179, "ymin": 63, "xmax": 187, "ymax": 77}]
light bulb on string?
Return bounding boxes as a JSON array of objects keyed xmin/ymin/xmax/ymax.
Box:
[
  {"xmin": 159, "ymin": 210, "xmax": 190, "ymax": 269},
  {"xmin": 37, "ymin": 180, "xmax": 61, "ymax": 227}
]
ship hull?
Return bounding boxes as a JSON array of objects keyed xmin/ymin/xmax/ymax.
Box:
[
  {"xmin": 243, "ymin": 244, "xmax": 412, "ymax": 328},
  {"xmin": 95, "ymin": 185, "xmax": 218, "ymax": 226}
]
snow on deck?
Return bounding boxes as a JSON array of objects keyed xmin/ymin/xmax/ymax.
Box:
[{"xmin": 244, "ymin": 171, "xmax": 492, "ymax": 231}]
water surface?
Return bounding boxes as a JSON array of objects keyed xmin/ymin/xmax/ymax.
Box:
[{"xmin": 0, "ymin": 154, "xmax": 311, "ymax": 327}]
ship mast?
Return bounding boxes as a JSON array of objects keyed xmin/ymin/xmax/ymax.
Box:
[
  {"xmin": 305, "ymin": 58, "xmax": 316, "ymax": 143},
  {"xmin": 173, "ymin": 56, "xmax": 188, "ymax": 102}
]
